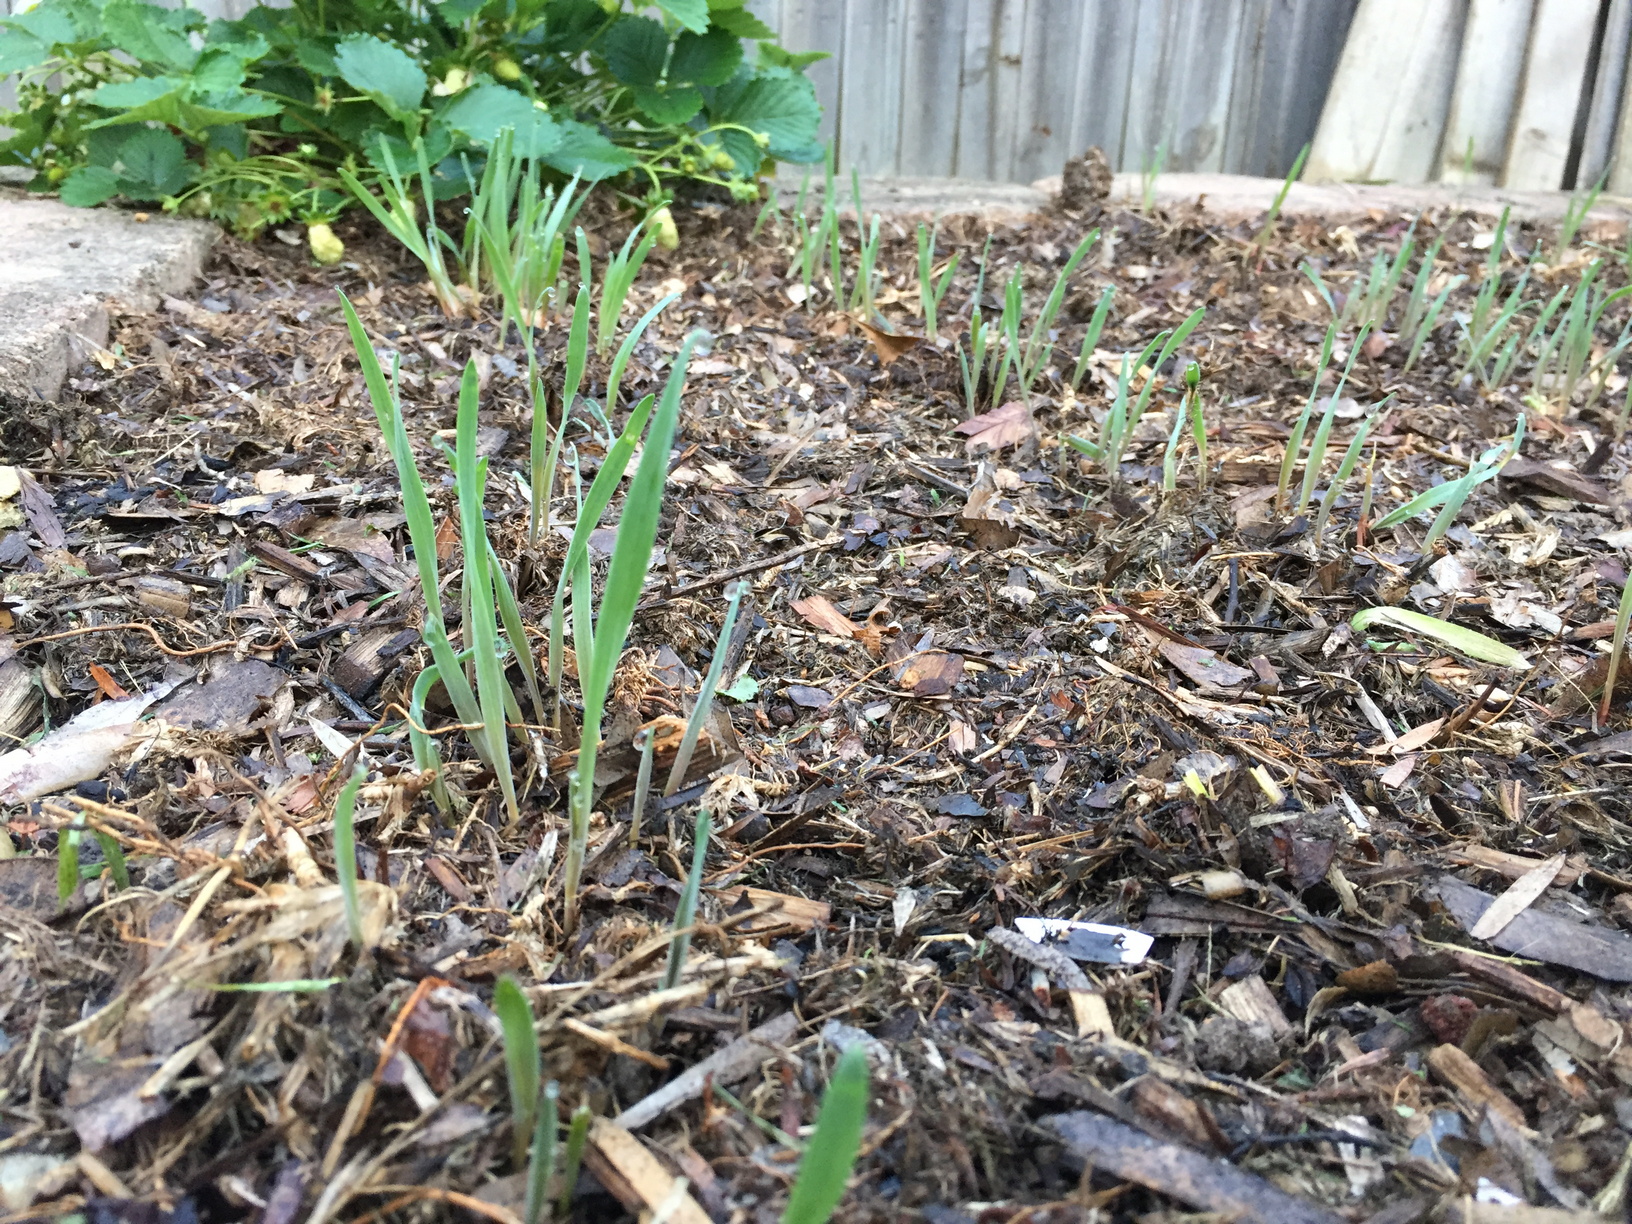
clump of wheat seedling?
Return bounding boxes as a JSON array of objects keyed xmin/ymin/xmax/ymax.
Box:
[
  {"xmin": 1016, "ymin": 229, "xmax": 1100, "ymax": 398},
  {"xmin": 580, "ymin": 215, "xmax": 661, "ymax": 359},
  {"xmin": 1372, "ymin": 415, "xmax": 1525, "ymax": 550},
  {"xmin": 561, "ymin": 333, "xmax": 705, "ymax": 928},
  {"xmin": 341, "ymin": 294, "xmax": 519, "ymax": 824},
  {"xmin": 1141, "ymin": 141, "xmax": 1167, "ymax": 215},
  {"xmin": 1065, "ymin": 308, "xmax": 1206, "ymax": 479},
  {"xmin": 340, "ymin": 136, "xmax": 470, "ymax": 317},
  {"xmin": 916, "ymin": 219, "xmax": 960, "ymax": 340},
  {"xmin": 665, "ymin": 582, "xmax": 746, "ymax": 796}
]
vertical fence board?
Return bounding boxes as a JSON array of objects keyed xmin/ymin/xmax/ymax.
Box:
[
  {"xmin": 774, "ymin": 0, "xmax": 842, "ymax": 151},
  {"xmin": 988, "ymin": 0, "xmax": 1028, "ymax": 180},
  {"xmin": 1224, "ymin": 0, "xmax": 1359, "ymax": 178},
  {"xmin": 1579, "ymin": 0, "xmax": 1631, "ymax": 188},
  {"xmin": 1307, "ymin": 0, "xmax": 1467, "ymax": 183},
  {"xmin": 838, "ymin": 0, "xmax": 906, "ymax": 174},
  {"xmin": 1121, "ymin": 0, "xmax": 1178, "ymax": 176},
  {"xmin": 1009, "ymin": 0, "xmax": 1083, "ymax": 182},
  {"xmin": 1065, "ymin": 1, "xmax": 1140, "ymax": 169},
  {"xmin": 1440, "ymin": 0, "xmax": 1537, "ymax": 184},
  {"xmin": 1502, "ymin": 0, "xmax": 1598, "ymax": 189},
  {"xmin": 1166, "ymin": 0, "xmax": 1247, "ymax": 171},
  {"xmin": 897, "ymin": 0, "xmax": 966, "ymax": 176},
  {"xmin": 952, "ymin": 0, "xmax": 995, "ymax": 178}
]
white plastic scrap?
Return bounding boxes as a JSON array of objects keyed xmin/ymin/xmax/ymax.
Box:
[{"xmin": 1012, "ymin": 917, "xmax": 1154, "ymax": 966}]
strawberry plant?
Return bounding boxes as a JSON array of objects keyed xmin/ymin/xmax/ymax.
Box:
[{"xmin": 0, "ymin": 0, "xmax": 824, "ymax": 241}]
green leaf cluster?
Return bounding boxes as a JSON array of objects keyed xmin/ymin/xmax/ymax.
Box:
[{"xmin": 1, "ymin": 0, "xmax": 825, "ymax": 231}]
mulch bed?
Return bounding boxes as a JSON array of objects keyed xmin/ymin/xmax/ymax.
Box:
[{"xmin": 3, "ymin": 183, "xmax": 1632, "ymax": 1224}]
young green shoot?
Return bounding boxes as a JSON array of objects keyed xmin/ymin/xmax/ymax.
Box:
[
  {"xmin": 916, "ymin": 219, "xmax": 960, "ymax": 339},
  {"xmin": 1556, "ymin": 173, "xmax": 1604, "ymax": 263},
  {"xmin": 56, "ymin": 824, "xmax": 79, "ymax": 903},
  {"xmin": 662, "ymin": 807, "xmax": 711, "ymax": 991},
  {"xmin": 341, "ymin": 293, "xmax": 508, "ymax": 812},
  {"xmin": 450, "ymin": 361, "xmax": 521, "ymax": 826},
  {"xmin": 531, "ymin": 284, "xmax": 592, "ymax": 545},
  {"xmin": 562, "ymin": 333, "xmax": 704, "ymax": 928},
  {"xmin": 1141, "ymin": 141, "xmax": 1167, "ymax": 215},
  {"xmin": 1253, "ymin": 142, "xmax": 1309, "ymax": 267},
  {"xmin": 1293, "ymin": 330, "xmax": 1372, "ymax": 518},
  {"xmin": 524, "ymin": 1082, "xmax": 560, "ymax": 1224},
  {"xmin": 1313, "ymin": 408, "xmax": 1382, "ymax": 544},
  {"xmin": 588, "ymin": 215, "xmax": 661, "ymax": 358},
  {"xmin": 1018, "ymin": 229, "xmax": 1100, "ymax": 396},
  {"xmin": 626, "ymin": 726, "xmax": 656, "ymax": 849},
  {"xmin": 1069, "ymin": 286, "xmax": 1115, "ymax": 392},
  {"xmin": 495, "ymin": 975, "xmax": 541, "ymax": 1169},
  {"xmin": 665, "ymin": 581, "xmax": 745, "ymax": 796},
  {"xmin": 332, "ymin": 764, "xmax": 366, "ymax": 949},
  {"xmin": 1186, "ymin": 362, "xmax": 1206, "ymax": 489},
  {"xmin": 1600, "ymin": 569, "xmax": 1632, "ymax": 722},
  {"xmin": 782, "ymin": 1044, "xmax": 871, "ymax": 1224},
  {"xmin": 94, "ymin": 830, "xmax": 129, "ymax": 891},
  {"xmin": 559, "ymin": 1103, "xmax": 591, "ymax": 1218},
  {"xmin": 1274, "ymin": 322, "xmax": 1331, "ymax": 512}
]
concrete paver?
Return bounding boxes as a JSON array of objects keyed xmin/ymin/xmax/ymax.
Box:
[{"xmin": 0, "ymin": 192, "xmax": 216, "ymax": 402}]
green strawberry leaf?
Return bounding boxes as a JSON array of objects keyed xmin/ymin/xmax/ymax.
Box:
[
  {"xmin": 655, "ymin": 0, "xmax": 709, "ymax": 34},
  {"xmin": 632, "ymin": 84, "xmax": 702, "ymax": 125},
  {"xmin": 333, "ymin": 33, "xmax": 426, "ymax": 121},
  {"xmin": 58, "ymin": 165, "xmax": 119, "ymax": 207},
  {"xmin": 439, "ymin": 83, "xmax": 562, "ymax": 159},
  {"xmin": 669, "ymin": 27, "xmax": 740, "ymax": 85},
  {"xmin": 705, "ymin": 66, "xmax": 820, "ymax": 159},
  {"xmin": 601, "ymin": 15, "xmax": 668, "ymax": 87},
  {"xmin": 544, "ymin": 118, "xmax": 637, "ymax": 181},
  {"xmin": 115, "ymin": 127, "xmax": 194, "ymax": 197}
]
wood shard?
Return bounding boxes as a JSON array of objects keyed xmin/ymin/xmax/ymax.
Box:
[
  {"xmin": 1217, "ymin": 974, "xmax": 1292, "ymax": 1036},
  {"xmin": 1045, "ymin": 1110, "xmax": 1346, "ymax": 1224},
  {"xmin": 585, "ymin": 1118, "xmax": 712, "ymax": 1224},
  {"xmin": 1426, "ymin": 1042, "xmax": 1529, "ymax": 1131},
  {"xmin": 615, "ymin": 1011, "xmax": 797, "ymax": 1131}
]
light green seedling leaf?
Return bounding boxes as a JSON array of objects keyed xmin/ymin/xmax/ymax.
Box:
[
  {"xmin": 496, "ymin": 975, "xmax": 541, "ymax": 1169},
  {"xmin": 721, "ymin": 674, "xmax": 760, "ymax": 702},
  {"xmin": 1350, "ymin": 607, "xmax": 1531, "ymax": 669},
  {"xmin": 783, "ymin": 1043, "xmax": 871, "ymax": 1224},
  {"xmin": 334, "ymin": 33, "xmax": 427, "ymax": 121}
]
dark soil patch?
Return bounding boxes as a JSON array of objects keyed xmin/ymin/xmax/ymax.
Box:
[{"xmin": 4, "ymin": 188, "xmax": 1632, "ymax": 1224}]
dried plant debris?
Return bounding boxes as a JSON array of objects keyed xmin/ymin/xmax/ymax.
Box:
[{"xmin": 5, "ymin": 188, "xmax": 1632, "ymax": 1224}]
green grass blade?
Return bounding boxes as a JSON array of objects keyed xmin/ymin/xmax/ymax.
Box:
[
  {"xmin": 495, "ymin": 975, "xmax": 541, "ymax": 1169},
  {"xmin": 93, "ymin": 830, "xmax": 129, "ymax": 891},
  {"xmin": 333, "ymin": 764, "xmax": 366, "ymax": 949},
  {"xmin": 454, "ymin": 362, "xmax": 519, "ymax": 827},
  {"xmin": 782, "ymin": 1044, "xmax": 871, "ymax": 1224},
  {"xmin": 558, "ymin": 1104, "xmax": 591, "ymax": 1217},
  {"xmin": 524, "ymin": 1081, "xmax": 560, "ymax": 1224},
  {"xmin": 490, "ymin": 541, "xmax": 545, "ymax": 727},
  {"xmin": 663, "ymin": 807, "xmax": 711, "ymax": 991},
  {"xmin": 604, "ymin": 291, "xmax": 681, "ymax": 420},
  {"xmin": 665, "ymin": 582, "xmax": 746, "ymax": 796},
  {"xmin": 57, "ymin": 825, "xmax": 80, "ymax": 902}
]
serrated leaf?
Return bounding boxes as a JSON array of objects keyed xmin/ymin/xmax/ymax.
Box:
[
  {"xmin": 0, "ymin": 28, "xmax": 50, "ymax": 75},
  {"xmin": 710, "ymin": 7, "xmax": 775, "ymax": 39},
  {"xmin": 58, "ymin": 165, "xmax": 119, "ymax": 207},
  {"xmin": 601, "ymin": 14, "xmax": 668, "ymax": 87},
  {"xmin": 544, "ymin": 118, "xmax": 636, "ymax": 181},
  {"xmin": 656, "ymin": 0, "xmax": 709, "ymax": 33},
  {"xmin": 439, "ymin": 83, "xmax": 561, "ymax": 158},
  {"xmin": 333, "ymin": 33, "xmax": 426, "ymax": 121},
  {"xmin": 101, "ymin": 0, "xmax": 196, "ymax": 70},
  {"xmin": 757, "ymin": 42, "xmax": 830, "ymax": 71},
  {"xmin": 705, "ymin": 66, "xmax": 820, "ymax": 158},
  {"xmin": 670, "ymin": 26, "xmax": 741, "ymax": 85},
  {"xmin": 5, "ymin": 2, "xmax": 84, "ymax": 47},
  {"xmin": 632, "ymin": 83, "xmax": 702, "ymax": 125},
  {"xmin": 1350, "ymin": 607, "xmax": 1532, "ymax": 669},
  {"xmin": 115, "ymin": 127, "xmax": 194, "ymax": 197}
]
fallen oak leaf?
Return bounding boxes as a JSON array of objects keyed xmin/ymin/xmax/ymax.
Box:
[
  {"xmin": 954, "ymin": 400, "xmax": 1035, "ymax": 452},
  {"xmin": 791, "ymin": 595, "xmax": 862, "ymax": 639},
  {"xmin": 855, "ymin": 318, "xmax": 922, "ymax": 367}
]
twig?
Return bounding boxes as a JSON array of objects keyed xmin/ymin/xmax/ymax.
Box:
[
  {"xmin": 648, "ymin": 538, "xmax": 839, "ymax": 606},
  {"xmin": 16, "ymin": 621, "xmax": 243, "ymax": 658}
]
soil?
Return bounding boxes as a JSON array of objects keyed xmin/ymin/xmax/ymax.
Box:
[{"xmin": 4, "ymin": 185, "xmax": 1632, "ymax": 1224}]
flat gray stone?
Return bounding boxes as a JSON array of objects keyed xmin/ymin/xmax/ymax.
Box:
[{"xmin": 0, "ymin": 192, "xmax": 217, "ymax": 401}]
